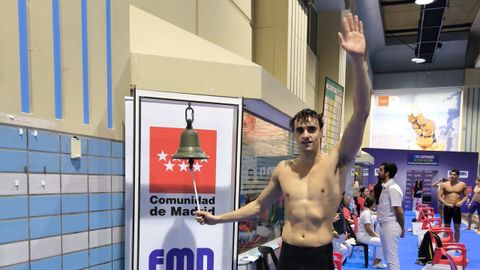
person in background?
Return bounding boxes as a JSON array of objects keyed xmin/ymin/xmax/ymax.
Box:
[
  {"xmin": 438, "ymin": 169, "xmax": 468, "ymax": 242},
  {"xmin": 377, "ymin": 162, "xmax": 404, "ymax": 270},
  {"xmin": 357, "ymin": 197, "xmax": 386, "ymax": 269},
  {"xmin": 332, "ymin": 205, "xmax": 353, "ymax": 263},
  {"xmin": 342, "ymin": 193, "xmax": 355, "ymax": 226},
  {"xmin": 465, "ymin": 176, "xmax": 480, "ymax": 231},
  {"xmin": 412, "ymin": 179, "xmax": 423, "ymax": 211},
  {"xmin": 356, "ymin": 187, "xmax": 368, "ymax": 215}
]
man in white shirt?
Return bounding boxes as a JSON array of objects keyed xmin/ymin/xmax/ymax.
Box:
[{"xmin": 377, "ymin": 162, "xmax": 405, "ymax": 270}]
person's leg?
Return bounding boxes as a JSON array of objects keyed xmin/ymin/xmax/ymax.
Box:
[
  {"xmin": 339, "ymin": 243, "xmax": 349, "ymax": 263},
  {"xmin": 476, "ymin": 207, "xmax": 480, "ymax": 232},
  {"xmin": 380, "ymin": 223, "xmax": 401, "ymax": 270},
  {"xmin": 443, "ymin": 205, "xmax": 453, "ymax": 229},
  {"xmin": 345, "ymin": 244, "xmax": 353, "ymax": 261},
  {"xmin": 358, "ymin": 236, "xmax": 383, "ymax": 265},
  {"xmin": 465, "ymin": 213, "xmax": 473, "ymax": 230},
  {"xmin": 453, "ymin": 206, "xmax": 462, "ymax": 242},
  {"xmin": 332, "ymin": 238, "xmax": 348, "ymax": 261},
  {"xmin": 453, "ymin": 223, "xmax": 461, "ymax": 242},
  {"xmin": 465, "ymin": 201, "xmax": 477, "ymax": 230},
  {"xmin": 439, "ymin": 202, "xmax": 444, "ymax": 221},
  {"xmin": 369, "ymin": 236, "xmax": 384, "ymax": 265},
  {"xmin": 414, "ymin": 197, "xmax": 422, "ymax": 211}
]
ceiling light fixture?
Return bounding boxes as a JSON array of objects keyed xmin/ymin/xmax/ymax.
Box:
[
  {"xmin": 415, "ymin": 0, "xmax": 435, "ymax": 5},
  {"xmin": 411, "ymin": 57, "xmax": 426, "ymax": 64}
]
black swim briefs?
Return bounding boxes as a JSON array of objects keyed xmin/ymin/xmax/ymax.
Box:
[
  {"xmin": 277, "ymin": 241, "xmax": 334, "ymax": 270},
  {"xmin": 443, "ymin": 205, "xmax": 461, "ymax": 225}
]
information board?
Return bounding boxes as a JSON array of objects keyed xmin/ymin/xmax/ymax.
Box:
[{"xmin": 321, "ymin": 78, "xmax": 344, "ymax": 152}]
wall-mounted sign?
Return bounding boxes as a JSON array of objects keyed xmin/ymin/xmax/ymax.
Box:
[
  {"xmin": 447, "ymin": 170, "xmax": 469, "ymax": 179},
  {"xmin": 407, "ymin": 154, "xmax": 439, "ymax": 166},
  {"xmin": 321, "ymin": 78, "xmax": 344, "ymax": 152}
]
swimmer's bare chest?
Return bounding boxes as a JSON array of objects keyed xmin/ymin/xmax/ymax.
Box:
[
  {"xmin": 277, "ymin": 159, "xmax": 344, "ymax": 246},
  {"xmin": 443, "ymin": 182, "xmax": 465, "ymax": 203}
]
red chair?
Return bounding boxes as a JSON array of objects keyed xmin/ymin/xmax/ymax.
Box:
[
  {"xmin": 416, "ymin": 203, "xmax": 430, "ymax": 211},
  {"xmin": 439, "ymin": 248, "xmax": 459, "ymax": 270},
  {"xmin": 430, "ymin": 227, "xmax": 454, "ymax": 244},
  {"xmin": 430, "ymin": 233, "xmax": 468, "ymax": 269},
  {"xmin": 417, "ymin": 207, "xmax": 435, "ymax": 222},
  {"xmin": 422, "ymin": 217, "xmax": 454, "ymax": 243},
  {"xmin": 421, "ymin": 217, "xmax": 443, "ymax": 230},
  {"xmin": 333, "ymin": 252, "xmax": 342, "ymax": 270}
]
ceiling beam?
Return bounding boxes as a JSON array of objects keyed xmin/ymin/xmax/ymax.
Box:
[
  {"xmin": 385, "ymin": 23, "xmax": 473, "ymax": 35},
  {"xmin": 416, "ymin": 0, "xmax": 449, "ymax": 63},
  {"xmin": 380, "ymin": 0, "xmax": 415, "ymax": 6}
]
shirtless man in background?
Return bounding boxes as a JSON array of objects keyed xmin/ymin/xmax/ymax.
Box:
[
  {"xmin": 465, "ymin": 176, "xmax": 480, "ymax": 231},
  {"xmin": 195, "ymin": 12, "xmax": 371, "ymax": 270},
  {"xmin": 438, "ymin": 169, "xmax": 468, "ymax": 242}
]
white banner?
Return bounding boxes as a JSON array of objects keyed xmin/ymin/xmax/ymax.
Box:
[
  {"xmin": 370, "ymin": 89, "xmax": 461, "ymax": 151},
  {"xmin": 131, "ymin": 90, "xmax": 242, "ymax": 270}
]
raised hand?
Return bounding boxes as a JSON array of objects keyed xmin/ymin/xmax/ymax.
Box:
[{"xmin": 338, "ymin": 12, "xmax": 366, "ymax": 59}]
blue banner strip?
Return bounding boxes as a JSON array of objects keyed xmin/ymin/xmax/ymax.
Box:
[
  {"xmin": 106, "ymin": 0, "xmax": 112, "ymax": 129},
  {"xmin": 81, "ymin": 0, "xmax": 89, "ymax": 124},
  {"xmin": 52, "ymin": 0, "xmax": 62, "ymax": 119},
  {"xmin": 18, "ymin": 0, "xmax": 30, "ymax": 113}
]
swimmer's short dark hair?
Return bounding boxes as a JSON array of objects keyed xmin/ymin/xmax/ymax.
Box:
[{"xmin": 289, "ymin": 108, "xmax": 324, "ymax": 131}]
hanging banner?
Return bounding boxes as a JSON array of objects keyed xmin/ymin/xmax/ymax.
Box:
[
  {"xmin": 130, "ymin": 90, "xmax": 242, "ymax": 270},
  {"xmin": 370, "ymin": 89, "xmax": 461, "ymax": 151}
]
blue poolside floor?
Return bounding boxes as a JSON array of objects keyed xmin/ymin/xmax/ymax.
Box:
[{"xmin": 342, "ymin": 211, "xmax": 480, "ymax": 270}]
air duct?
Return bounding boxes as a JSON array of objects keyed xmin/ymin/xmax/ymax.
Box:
[{"xmin": 414, "ymin": 0, "xmax": 449, "ymax": 63}]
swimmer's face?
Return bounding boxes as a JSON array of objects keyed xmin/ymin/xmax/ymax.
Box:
[
  {"xmin": 449, "ymin": 171, "xmax": 458, "ymax": 181},
  {"xmin": 294, "ymin": 117, "xmax": 322, "ymax": 152}
]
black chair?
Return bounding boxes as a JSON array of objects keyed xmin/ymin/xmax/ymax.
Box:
[{"xmin": 257, "ymin": 245, "xmax": 279, "ymax": 270}]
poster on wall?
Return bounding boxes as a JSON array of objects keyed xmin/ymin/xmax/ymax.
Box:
[
  {"xmin": 363, "ymin": 147, "xmax": 478, "ymax": 213},
  {"xmin": 131, "ymin": 90, "xmax": 242, "ymax": 270},
  {"xmin": 321, "ymin": 78, "xmax": 344, "ymax": 152},
  {"xmin": 370, "ymin": 89, "xmax": 462, "ymax": 151},
  {"xmin": 404, "ymin": 170, "xmax": 437, "ymax": 210}
]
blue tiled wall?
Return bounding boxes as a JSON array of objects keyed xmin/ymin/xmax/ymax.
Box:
[
  {"xmin": 0, "ymin": 150, "xmax": 27, "ymax": 172},
  {"xmin": 62, "ymin": 214, "xmax": 89, "ymax": 234},
  {"xmin": 30, "ymin": 257, "xmax": 62, "ymax": 270},
  {"xmin": 0, "ymin": 197, "xmax": 28, "ymax": 219},
  {"xmin": 62, "ymin": 251, "xmax": 88, "ymax": 270},
  {"xmin": 0, "ymin": 124, "xmax": 125, "ymax": 269},
  {"xmin": 62, "ymin": 195, "xmax": 89, "ymax": 213},
  {"xmin": 0, "ymin": 219, "xmax": 28, "ymax": 244}
]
